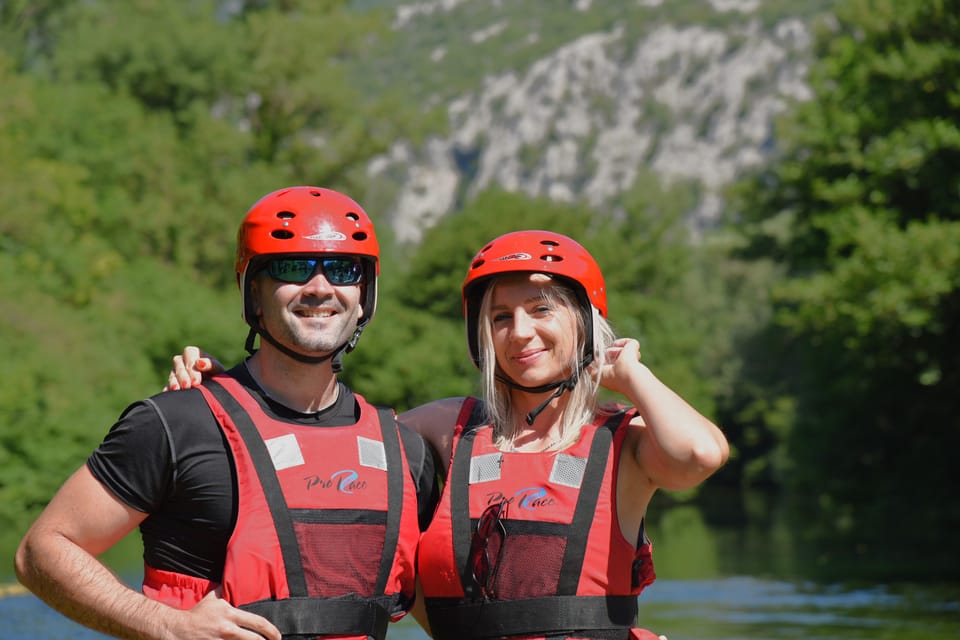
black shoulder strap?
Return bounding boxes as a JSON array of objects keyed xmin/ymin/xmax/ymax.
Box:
[
  {"xmin": 450, "ymin": 397, "xmax": 487, "ymax": 598},
  {"xmin": 557, "ymin": 410, "xmax": 624, "ymax": 594},
  {"xmin": 375, "ymin": 406, "xmax": 404, "ymax": 595},
  {"xmin": 204, "ymin": 378, "xmax": 308, "ymax": 596},
  {"xmin": 458, "ymin": 396, "xmax": 487, "ymax": 436}
]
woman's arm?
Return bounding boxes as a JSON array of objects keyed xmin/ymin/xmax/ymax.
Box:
[
  {"xmin": 399, "ymin": 397, "xmax": 466, "ymax": 474},
  {"xmin": 164, "ymin": 346, "xmax": 224, "ymax": 391},
  {"xmin": 601, "ymin": 338, "xmax": 729, "ymax": 492}
]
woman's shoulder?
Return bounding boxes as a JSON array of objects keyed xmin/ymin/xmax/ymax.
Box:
[
  {"xmin": 399, "ymin": 396, "xmax": 478, "ymax": 469},
  {"xmin": 399, "ymin": 396, "xmax": 474, "ymax": 425}
]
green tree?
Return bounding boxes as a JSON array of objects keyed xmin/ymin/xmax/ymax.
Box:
[
  {"xmin": 0, "ymin": 0, "xmax": 418, "ymax": 550},
  {"xmin": 729, "ymin": 0, "xmax": 960, "ymax": 565}
]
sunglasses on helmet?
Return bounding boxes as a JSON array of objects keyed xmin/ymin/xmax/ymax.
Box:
[{"xmin": 260, "ymin": 257, "xmax": 364, "ymax": 286}]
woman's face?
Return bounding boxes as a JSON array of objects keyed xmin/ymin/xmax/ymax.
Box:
[{"xmin": 487, "ymin": 273, "xmax": 579, "ymax": 388}]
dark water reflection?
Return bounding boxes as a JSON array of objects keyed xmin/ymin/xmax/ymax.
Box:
[
  {"xmin": 637, "ymin": 577, "xmax": 960, "ymax": 639},
  {"xmin": 3, "ymin": 491, "xmax": 958, "ymax": 639}
]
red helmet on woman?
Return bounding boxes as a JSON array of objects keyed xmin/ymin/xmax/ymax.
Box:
[
  {"xmin": 236, "ymin": 186, "xmax": 379, "ymax": 365},
  {"xmin": 461, "ymin": 229, "xmax": 606, "ymax": 368}
]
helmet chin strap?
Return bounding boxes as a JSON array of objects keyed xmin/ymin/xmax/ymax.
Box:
[
  {"xmin": 245, "ymin": 325, "xmax": 364, "ymax": 373},
  {"xmin": 497, "ymin": 352, "xmax": 594, "ymax": 425}
]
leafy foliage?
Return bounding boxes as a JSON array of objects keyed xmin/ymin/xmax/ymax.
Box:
[
  {"xmin": 0, "ymin": 0, "xmax": 411, "ymax": 549},
  {"xmin": 728, "ymin": 0, "xmax": 960, "ymax": 545}
]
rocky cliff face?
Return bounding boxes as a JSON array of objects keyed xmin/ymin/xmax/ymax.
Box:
[{"xmin": 367, "ymin": 0, "xmax": 821, "ymax": 243}]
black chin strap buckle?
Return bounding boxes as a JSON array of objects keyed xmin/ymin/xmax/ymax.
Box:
[
  {"xmin": 525, "ymin": 378, "xmax": 577, "ymax": 425},
  {"xmin": 332, "ymin": 326, "xmax": 365, "ymax": 373},
  {"xmin": 245, "ymin": 327, "xmax": 259, "ymax": 356}
]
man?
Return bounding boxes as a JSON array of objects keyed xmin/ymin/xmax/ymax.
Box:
[{"xmin": 15, "ymin": 186, "xmax": 438, "ymax": 640}]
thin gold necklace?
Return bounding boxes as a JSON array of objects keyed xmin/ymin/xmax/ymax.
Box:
[{"xmin": 507, "ymin": 432, "xmax": 563, "ymax": 453}]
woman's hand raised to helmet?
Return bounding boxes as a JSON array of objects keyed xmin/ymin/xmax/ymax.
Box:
[
  {"xmin": 164, "ymin": 346, "xmax": 225, "ymax": 391},
  {"xmin": 598, "ymin": 338, "xmax": 645, "ymax": 396}
]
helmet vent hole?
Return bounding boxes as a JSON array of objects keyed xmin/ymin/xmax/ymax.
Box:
[
  {"xmin": 346, "ymin": 212, "xmax": 360, "ymax": 221},
  {"xmin": 276, "ymin": 210, "xmax": 296, "ymax": 219},
  {"xmin": 540, "ymin": 240, "xmax": 560, "ymax": 247},
  {"xmin": 472, "ymin": 258, "xmax": 486, "ymax": 269},
  {"xmin": 271, "ymin": 230, "xmax": 294, "ymax": 239},
  {"xmin": 352, "ymin": 231, "xmax": 368, "ymax": 241},
  {"xmin": 541, "ymin": 254, "xmax": 563, "ymax": 262}
]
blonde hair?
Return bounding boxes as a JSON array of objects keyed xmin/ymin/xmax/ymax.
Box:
[{"xmin": 476, "ymin": 274, "xmax": 617, "ymax": 450}]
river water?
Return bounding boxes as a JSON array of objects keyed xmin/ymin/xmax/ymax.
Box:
[
  {"xmin": 3, "ymin": 494, "xmax": 958, "ymax": 639},
  {"xmin": 3, "ymin": 576, "xmax": 957, "ymax": 640}
]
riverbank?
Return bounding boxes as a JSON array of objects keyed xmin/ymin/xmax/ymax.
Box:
[{"xmin": 0, "ymin": 582, "xmax": 26, "ymax": 598}]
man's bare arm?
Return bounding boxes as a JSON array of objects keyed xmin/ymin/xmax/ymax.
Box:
[{"xmin": 15, "ymin": 466, "xmax": 280, "ymax": 640}]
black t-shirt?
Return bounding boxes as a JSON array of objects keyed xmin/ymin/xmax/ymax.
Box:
[{"xmin": 87, "ymin": 364, "xmax": 439, "ymax": 580}]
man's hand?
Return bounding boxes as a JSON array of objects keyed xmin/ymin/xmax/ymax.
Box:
[{"xmin": 166, "ymin": 591, "xmax": 281, "ymax": 640}]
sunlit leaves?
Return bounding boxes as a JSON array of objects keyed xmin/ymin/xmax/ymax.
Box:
[
  {"xmin": 0, "ymin": 1, "xmax": 407, "ymax": 540},
  {"xmin": 730, "ymin": 0, "xmax": 960, "ymax": 537}
]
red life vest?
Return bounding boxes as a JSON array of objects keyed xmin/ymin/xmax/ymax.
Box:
[
  {"xmin": 142, "ymin": 374, "xmax": 419, "ymax": 640},
  {"xmin": 419, "ymin": 398, "xmax": 657, "ymax": 640}
]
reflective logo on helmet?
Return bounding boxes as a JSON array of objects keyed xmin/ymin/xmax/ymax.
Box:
[
  {"xmin": 495, "ymin": 252, "xmax": 531, "ymax": 262},
  {"xmin": 305, "ymin": 230, "xmax": 347, "ymax": 241},
  {"xmin": 305, "ymin": 222, "xmax": 347, "ymax": 241}
]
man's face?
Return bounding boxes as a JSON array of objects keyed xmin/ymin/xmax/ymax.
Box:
[{"xmin": 251, "ymin": 257, "xmax": 364, "ymax": 357}]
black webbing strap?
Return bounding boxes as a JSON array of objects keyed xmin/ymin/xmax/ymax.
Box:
[
  {"xmin": 205, "ymin": 379, "xmax": 308, "ymax": 596},
  {"xmin": 450, "ymin": 398, "xmax": 487, "ymax": 598},
  {"xmin": 241, "ymin": 597, "xmax": 390, "ymax": 639},
  {"xmin": 557, "ymin": 411, "xmax": 622, "ymax": 594},
  {"xmin": 425, "ymin": 594, "xmax": 638, "ymax": 639},
  {"xmin": 375, "ymin": 407, "xmax": 404, "ymax": 595}
]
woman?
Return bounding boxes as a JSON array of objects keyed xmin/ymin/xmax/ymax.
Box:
[{"xmin": 169, "ymin": 230, "xmax": 728, "ymax": 640}]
